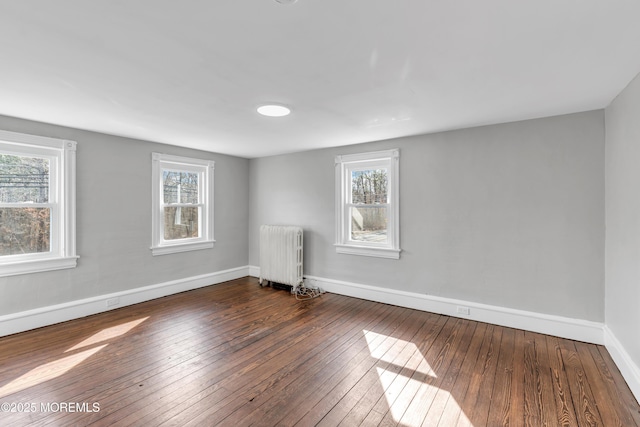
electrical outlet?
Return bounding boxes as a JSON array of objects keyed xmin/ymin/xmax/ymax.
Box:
[
  {"xmin": 106, "ymin": 297, "xmax": 120, "ymax": 307},
  {"xmin": 456, "ymin": 306, "xmax": 471, "ymax": 316}
]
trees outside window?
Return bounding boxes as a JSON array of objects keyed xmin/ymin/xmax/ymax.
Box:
[
  {"xmin": 335, "ymin": 149, "xmax": 400, "ymax": 259},
  {"xmin": 0, "ymin": 130, "xmax": 77, "ymax": 277},
  {"xmin": 151, "ymin": 153, "xmax": 214, "ymax": 256},
  {"xmin": 0, "ymin": 154, "xmax": 51, "ymax": 255},
  {"xmin": 350, "ymin": 168, "xmax": 389, "ymax": 243}
]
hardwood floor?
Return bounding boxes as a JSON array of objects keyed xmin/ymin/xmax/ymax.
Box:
[{"xmin": 0, "ymin": 277, "xmax": 638, "ymax": 426}]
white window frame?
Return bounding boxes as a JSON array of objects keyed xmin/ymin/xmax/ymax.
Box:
[
  {"xmin": 0, "ymin": 130, "xmax": 78, "ymax": 277},
  {"xmin": 151, "ymin": 153, "xmax": 215, "ymax": 256},
  {"xmin": 335, "ymin": 149, "xmax": 400, "ymax": 259}
]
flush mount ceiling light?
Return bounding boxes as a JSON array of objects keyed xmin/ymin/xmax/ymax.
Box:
[
  {"xmin": 275, "ymin": 0, "xmax": 298, "ymax": 4},
  {"xmin": 257, "ymin": 104, "xmax": 291, "ymax": 117}
]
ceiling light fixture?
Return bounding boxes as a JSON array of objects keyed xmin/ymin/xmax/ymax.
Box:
[
  {"xmin": 257, "ymin": 104, "xmax": 291, "ymax": 117},
  {"xmin": 275, "ymin": 0, "xmax": 298, "ymax": 4}
]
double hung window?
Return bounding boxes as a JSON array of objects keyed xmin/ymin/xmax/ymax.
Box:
[
  {"xmin": 151, "ymin": 153, "xmax": 215, "ymax": 255},
  {"xmin": 335, "ymin": 149, "xmax": 400, "ymax": 259},
  {"xmin": 0, "ymin": 130, "xmax": 77, "ymax": 276}
]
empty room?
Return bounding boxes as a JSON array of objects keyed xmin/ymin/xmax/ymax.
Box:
[{"xmin": 1, "ymin": 1, "xmax": 640, "ymax": 426}]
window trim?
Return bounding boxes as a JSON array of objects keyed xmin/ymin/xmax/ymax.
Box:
[
  {"xmin": 0, "ymin": 129, "xmax": 78, "ymax": 277},
  {"xmin": 335, "ymin": 149, "xmax": 400, "ymax": 259},
  {"xmin": 150, "ymin": 152, "xmax": 215, "ymax": 256}
]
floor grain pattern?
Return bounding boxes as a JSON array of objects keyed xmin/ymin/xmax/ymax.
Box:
[{"xmin": 0, "ymin": 277, "xmax": 638, "ymax": 426}]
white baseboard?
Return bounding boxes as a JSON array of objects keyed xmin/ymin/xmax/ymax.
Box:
[
  {"xmin": 249, "ymin": 265, "xmax": 261, "ymax": 278},
  {"xmin": 226, "ymin": 267, "xmax": 640, "ymax": 400},
  {"xmin": 249, "ymin": 266, "xmax": 605, "ymax": 345},
  {"xmin": 604, "ymin": 326, "xmax": 640, "ymax": 402},
  {"xmin": 302, "ymin": 275, "xmax": 604, "ymax": 344},
  {"xmin": 249, "ymin": 267, "xmax": 605, "ymax": 343},
  {"xmin": 0, "ymin": 266, "xmax": 250, "ymax": 337}
]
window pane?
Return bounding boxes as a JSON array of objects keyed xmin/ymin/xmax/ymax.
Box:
[
  {"xmin": 0, "ymin": 154, "xmax": 49, "ymax": 203},
  {"xmin": 162, "ymin": 171, "xmax": 199, "ymax": 204},
  {"xmin": 163, "ymin": 206, "xmax": 199, "ymax": 240},
  {"xmin": 350, "ymin": 206, "xmax": 387, "ymax": 242},
  {"xmin": 0, "ymin": 207, "xmax": 50, "ymax": 255},
  {"xmin": 351, "ymin": 169, "xmax": 387, "ymax": 204}
]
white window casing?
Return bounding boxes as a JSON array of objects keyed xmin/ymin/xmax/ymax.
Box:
[
  {"xmin": 335, "ymin": 149, "xmax": 400, "ymax": 259},
  {"xmin": 0, "ymin": 130, "xmax": 78, "ymax": 277},
  {"xmin": 151, "ymin": 152, "xmax": 215, "ymax": 256}
]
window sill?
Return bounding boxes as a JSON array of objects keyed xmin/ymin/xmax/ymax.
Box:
[
  {"xmin": 151, "ymin": 240, "xmax": 215, "ymax": 256},
  {"xmin": 335, "ymin": 244, "xmax": 401, "ymax": 259},
  {"xmin": 0, "ymin": 256, "xmax": 79, "ymax": 277}
]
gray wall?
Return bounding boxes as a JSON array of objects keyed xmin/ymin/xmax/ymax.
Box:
[
  {"xmin": 0, "ymin": 109, "xmax": 607, "ymax": 324},
  {"xmin": 0, "ymin": 115, "xmax": 250, "ymax": 315},
  {"xmin": 249, "ymin": 111, "xmax": 605, "ymax": 321},
  {"xmin": 605, "ymin": 71, "xmax": 640, "ymax": 368}
]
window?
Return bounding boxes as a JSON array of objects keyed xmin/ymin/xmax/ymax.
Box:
[
  {"xmin": 335, "ymin": 149, "xmax": 400, "ymax": 259},
  {"xmin": 151, "ymin": 153, "xmax": 214, "ymax": 256},
  {"xmin": 0, "ymin": 130, "xmax": 78, "ymax": 277}
]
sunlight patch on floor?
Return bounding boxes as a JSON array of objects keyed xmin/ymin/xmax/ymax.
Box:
[
  {"xmin": 0, "ymin": 345, "xmax": 107, "ymax": 398},
  {"xmin": 66, "ymin": 317, "xmax": 149, "ymax": 352},
  {"xmin": 0, "ymin": 317, "xmax": 149, "ymax": 399},
  {"xmin": 363, "ymin": 329, "xmax": 437, "ymax": 377},
  {"xmin": 364, "ymin": 330, "xmax": 473, "ymax": 427}
]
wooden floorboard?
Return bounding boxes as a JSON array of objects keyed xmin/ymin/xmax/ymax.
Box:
[{"xmin": 0, "ymin": 276, "xmax": 638, "ymax": 426}]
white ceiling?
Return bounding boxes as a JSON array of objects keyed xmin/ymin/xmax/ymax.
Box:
[{"xmin": 0, "ymin": 1, "xmax": 639, "ymax": 159}]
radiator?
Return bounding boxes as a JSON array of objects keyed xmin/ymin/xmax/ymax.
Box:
[{"xmin": 259, "ymin": 225, "xmax": 303, "ymax": 289}]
